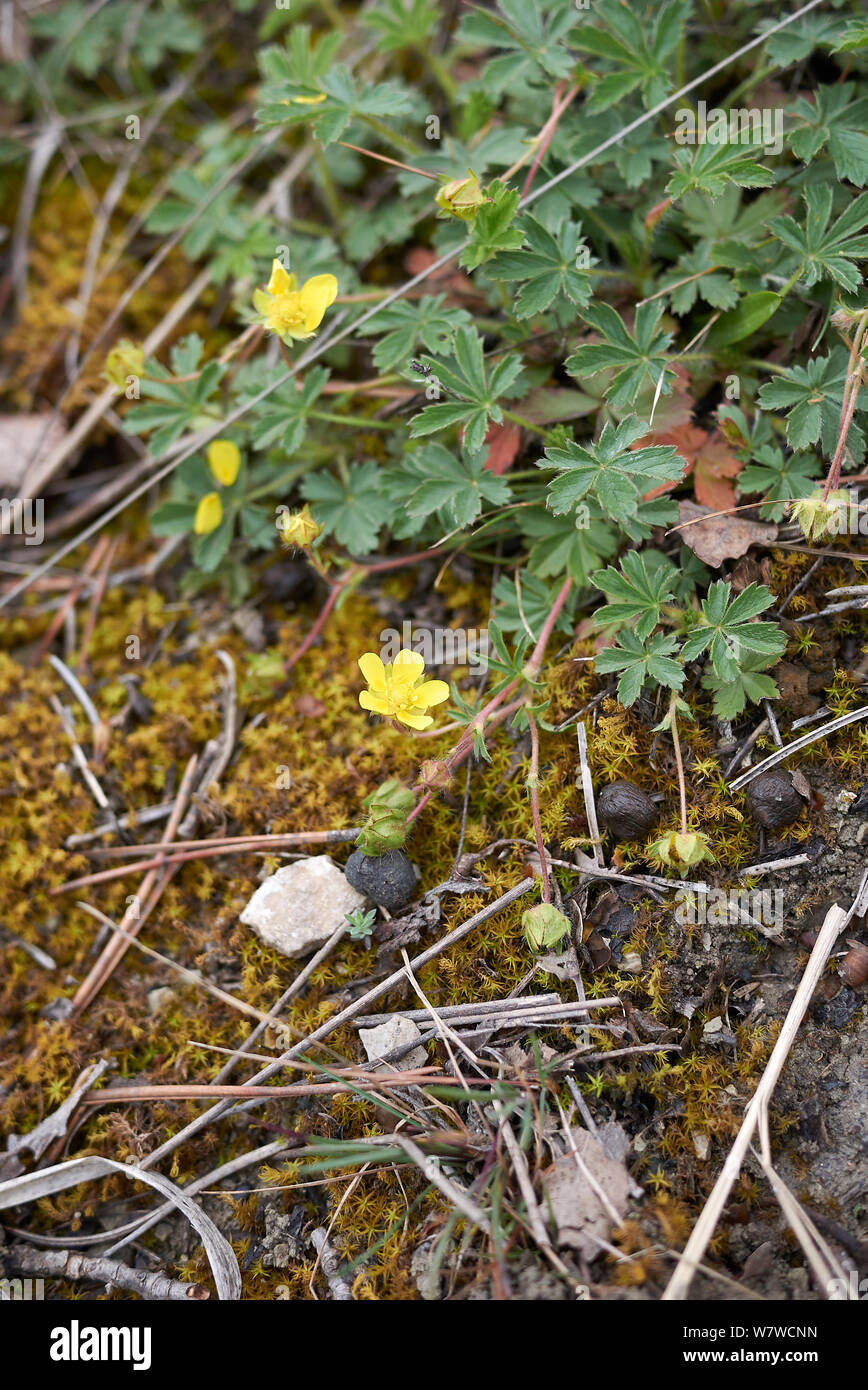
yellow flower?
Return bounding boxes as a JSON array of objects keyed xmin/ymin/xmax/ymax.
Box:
[
  {"xmin": 358, "ymin": 649, "xmax": 450, "ymax": 730},
  {"xmin": 278, "ymin": 505, "xmax": 322, "ymax": 548},
  {"xmin": 434, "ymin": 171, "xmax": 487, "ymax": 221},
  {"xmin": 253, "ymin": 259, "xmax": 338, "ymax": 344},
  {"xmin": 194, "ymin": 492, "xmax": 223, "ymax": 535},
  {"xmin": 207, "ymin": 439, "xmax": 241, "ymax": 487}
]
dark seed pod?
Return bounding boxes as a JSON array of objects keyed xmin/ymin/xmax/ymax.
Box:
[
  {"xmin": 345, "ymin": 849, "xmax": 417, "ymax": 911},
  {"xmin": 839, "ymin": 941, "xmax": 868, "ymax": 990},
  {"xmin": 596, "ymin": 780, "xmax": 658, "ymax": 841},
  {"xmin": 745, "ymin": 768, "xmax": 809, "ymax": 830}
]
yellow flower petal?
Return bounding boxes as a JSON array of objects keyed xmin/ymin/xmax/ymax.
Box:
[
  {"xmin": 293, "ymin": 92, "xmax": 327, "ymax": 105},
  {"xmin": 359, "ymin": 690, "xmax": 388, "ymax": 716},
  {"xmin": 194, "ymin": 492, "xmax": 223, "ymax": 535},
  {"xmin": 391, "ymin": 649, "xmax": 426, "ymax": 682},
  {"xmin": 397, "ymin": 711, "xmax": 433, "ymax": 730},
  {"xmin": 299, "ymin": 274, "xmax": 338, "ymax": 332},
  {"xmin": 358, "ymin": 652, "xmax": 387, "ymax": 692},
  {"xmin": 207, "ymin": 439, "xmax": 241, "ymax": 487},
  {"xmin": 413, "ymin": 679, "xmax": 450, "ymax": 708},
  {"xmin": 267, "ymin": 260, "xmax": 296, "ymax": 296}
]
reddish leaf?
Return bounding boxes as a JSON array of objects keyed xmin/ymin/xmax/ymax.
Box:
[
  {"xmin": 481, "ymin": 420, "xmax": 521, "ymax": 474},
  {"xmin": 693, "ymin": 430, "xmax": 743, "ymax": 509},
  {"xmin": 404, "ymin": 248, "xmax": 479, "ymax": 305}
]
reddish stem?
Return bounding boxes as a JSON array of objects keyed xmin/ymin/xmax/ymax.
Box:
[
  {"xmin": 822, "ymin": 310, "xmax": 868, "ymax": 500},
  {"xmin": 527, "ymin": 710, "xmax": 550, "ymax": 902},
  {"xmin": 407, "ymin": 577, "xmax": 572, "ymax": 827},
  {"xmin": 286, "ymin": 581, "xmax": 343, "ymax": 673},
  {"xmin": 522, "ymin": 84, "xmax": 581, "ymax": 198}
]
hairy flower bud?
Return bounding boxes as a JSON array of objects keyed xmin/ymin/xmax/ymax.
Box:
[
  {"xmin": 419, "ymin": 759, "xmax": 453, "ymax": 791},
  {"xmin": 279, "ymin": 505, "xmax": 322, "ymax": 548},
  {"xmin": 435, "ymin": 171, "xmax": 487, "ymax": 221}
]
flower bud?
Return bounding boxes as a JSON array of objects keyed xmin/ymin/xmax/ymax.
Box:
[
  {"xmin": 419, "ymin": 759, "xmax": 453, "ymax": 791},
  {"xmin": 279, "ymin": 505, "xmax": 322, "ymax": 548},
  {"xmin": 435, "ymin": 171, "xmax": 487, "ymax": 221},
  {"xmin": 522, "ymin": 904, "xmax": 571, "ymax": 953}
]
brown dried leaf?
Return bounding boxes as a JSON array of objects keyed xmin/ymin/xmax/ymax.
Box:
[
  {"xmin": 677, "ymin": 499, "xmax": 777, "ymax": 568},
  {"xmin": 0, "ymin": 413, "xmax": 68, "ymax": 495},
  {"xmin": 544, "ymin": 1128, "xmax": 631, "ymax": 1258}
]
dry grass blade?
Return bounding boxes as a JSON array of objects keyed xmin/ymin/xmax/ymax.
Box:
[
  {"xmin": 729, "ymin": 705, "xmax": 868, "ymax": 791},
  {"xmin": 663, "ymin": 872, "xmax": 868, "ymax": 1300},
  {"xmin": 0, "ymin": 1156, "xmax": 241, "ymax": 1300},
  {"xmin": 69, "ymin": 752, "xmax": 198, "ymax": 1015}
]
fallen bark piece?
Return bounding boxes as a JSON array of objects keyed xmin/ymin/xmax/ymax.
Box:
[
  {"xmin": 544, "ymin": 1128, "xmax": 631, "ymax": 1259},
  {"xmin": 240, "ymin": 856, "xmax": 366, "ymax": 960},
  {"xmin": 359, "ymin": 1017, "xmax": 428, "ymax": 1071},
  {"xmin": 677, "ymin": 499, "xmax": 777, "ymax": 568}
]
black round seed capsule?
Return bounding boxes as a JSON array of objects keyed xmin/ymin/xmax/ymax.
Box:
[{"xmin": 596, "ymin": 780, "xmax": 658, "ymax": 841}]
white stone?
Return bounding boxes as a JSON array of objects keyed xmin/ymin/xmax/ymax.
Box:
[
  {"xmin": 358, "ymin": 1017, "xmax": 428, "ymax": 1071},
  {"xmin": 240, "ymin": 856, "xmax": 366, "ymax": 960}
]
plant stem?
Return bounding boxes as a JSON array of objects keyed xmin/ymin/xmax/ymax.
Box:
[
  {"xmin": 308, "ymin": 410, "xmax": 399, "ymax": 430},
  {"xmin": 527, "ymin": 710, "xmax": 550, "ymax": 902},
  {"xmin": 407, "ymin": 578, "xmax": 573, "ymax": 826},
  {"xmin": 669, "ymin": 692, "xmax": 688, "ymax": 836}
]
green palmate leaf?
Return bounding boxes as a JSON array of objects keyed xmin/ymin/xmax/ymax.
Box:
[
  {"xmin": 366, "ymin": 296, "xmax": 472, "ymax": 373},
  {"xmin": 760, "ymin": 12, "xmax": 852, "ymax": 66},
  {"xmin": 126, "ymin": 337, "xmax": 226, "ymax": 458},
  {"xmin": 257, "ymin": 60, "xmax": 412, "ymax": 143},
  {"xmin": 459, "ymin": 181, "xmax": 523, "ymax": 271},
  {"xmin": 246, "ymin": 366, "xmax": 329, "ymax": 453},
  {"xmin": 343, "ymin": 202, "xmax": 415, "ymax": 262},
  {"xmin": 680, "ymin": 581, "xmax": 785, "ymax": 682},
  {"xmin": 301, "ymin": 461, "xmax": 393, "ymax": 552},
  {"xmin": 594, "ymin": 630, "xmax": 684, "ymax": 707},
  {"xmin": 150, "ymin": 500, "xmax": 198, "ymax": 537},
  {"xmin": 493, "ymin": 571, "xmax": 574, "ymax": 642},
  {"xmin": 657, "ymin": 246, "xmax": 738, "ymax": 314},
  {"xmin": 737, "ymin": 446, "xmax": 822, "ymax": 521},
  {"xmin": 702, "ymin": 655, "xmax": 781, "ymax": 720},
  {"xmin": 787, "ymin": 83, "xmax": 868, "ymax": 187},
  {"xmin": 566, "ymin": 301, "xmax": 674, "ymax": 410},
  {"xmin": 565, "ymin": 106, "xmax": 670, "ymax": 189},
  {"xmin": 192, "ymin": 518, "xmax": 233, "ymax": 573},
  {"xmin": 409, "ymin": 326, "xmax": 524, "ymax": 455},
  {"xmin": 489, "ymin": 215, "xmax": 594, "ymax": 317},
  {"xmin": 571, "ymin": 0, "xmax": 687, "ymax": 113},
  {"xmin": 592, "ymin": 550, "xmax": 677, "ymax": 641},
  {"xmin": 757, "ymin": 349, "xmax": 865, "ymax": 459},
  {"xmin": 767, "ymin": 185, "xmax": 868, "ymax": 293},
  {"xmin": 405, "ymin": 444, "xmax": 512, "ymax": 528},
  {"xmin": 457, "ymin": 0, "xmax": 578, "ymax": 92},
  {"xmin": 144, "ymin": 166, "xmax": 247, "ymax": 261},
  {"xmin": 258, "ymin": 23, "xmax": 342, "ymax": 91},
  {"xmin": 521, "ymin": 506, "xmax": 617, "ymax": 587},
  {"xmin": 539, "ymin": 416, "xmax": 684, "ymax": 523},
  {"xmin": 667, "ymin": 139, "xmax": 775, "ymax": 200},
  {"xmin": 362, "ymin": 0, "xmax": 439, "ymax": 52},
  {"xmin": 831, "ymin": 19, "xmax": 868, "ymax": 55}
]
